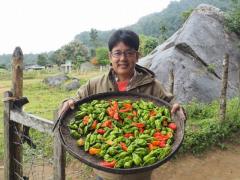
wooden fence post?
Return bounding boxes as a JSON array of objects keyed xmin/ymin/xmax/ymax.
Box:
[
  {"xmin": 11, "ymin": 47, "xmax": 24, "ymax": 178},
  {"xmin": 3, "ymin": 91, "xmax": 15, "ymax": 179},
  {"xmin": 168, "ymin": 68, "xmax": 174, "ymax": 95},
  {"xmin": 219, "ymin": 54, "xmax": 229, "ymax": 121},
  {"xmin": 53, "ymin": 112, "xmax": 66, "ymax": 180}
]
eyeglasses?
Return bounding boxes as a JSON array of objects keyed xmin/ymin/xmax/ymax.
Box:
[{"xmin": 111, "ymin": 50, "xmax": 137, "ymax": 58}]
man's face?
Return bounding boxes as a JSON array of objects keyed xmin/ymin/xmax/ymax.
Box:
[{"xmin": 109, "ymin": 42, "xmax": 139, "ymax": 78}]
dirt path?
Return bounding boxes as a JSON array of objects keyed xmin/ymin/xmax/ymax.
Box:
[
  {"xmin": 0, "ymin": 144, "xmax": 239, "ymax": 179},
  {"xmin": 152, "ymin": 143, "xmax": 240, "ymax": 180}
]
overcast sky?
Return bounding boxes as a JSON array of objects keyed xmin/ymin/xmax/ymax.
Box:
[{"xmin": 0, "ymin": 0, "xmax": 175, "ymax": 54}]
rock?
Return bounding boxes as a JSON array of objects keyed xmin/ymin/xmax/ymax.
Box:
[
  {"xmin": 138, "ymin": 4, "xmax": 240, "ymax": 103},
  {"xmin": 64, "ymin": 78, "xmax": 80, "ymax": 91},
  {"xmin": 43, "ymin": 74, "xmax": 69, "ymax": 87}
]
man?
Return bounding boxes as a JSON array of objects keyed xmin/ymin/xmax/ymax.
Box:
[{"xmin": 59, "ymin": 29, "xmax": 185, "ymax": 180}]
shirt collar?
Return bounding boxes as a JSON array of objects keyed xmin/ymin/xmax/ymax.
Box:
[{"xmin": 113, "ymin": 68, "xmax": 137, "ymax": 83}]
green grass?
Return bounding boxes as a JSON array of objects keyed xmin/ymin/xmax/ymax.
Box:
[{"xmin": 180, "ymin": 98, "xmax": 240, "ymax": 154}]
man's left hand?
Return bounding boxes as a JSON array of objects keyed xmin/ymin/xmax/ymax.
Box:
[{"xmin": 170, "ymin": 103, "xmax": 186, "ymax": 121}]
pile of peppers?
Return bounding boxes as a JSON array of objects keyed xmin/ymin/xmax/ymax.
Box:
[{"xmin": 68, "ymin": 99, "xmax": 177, "ymax": 168}]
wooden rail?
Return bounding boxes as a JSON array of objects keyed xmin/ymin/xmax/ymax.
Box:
[{"xmin": 10, "ymin": 109, "xmax": 54, "ymax": 134}]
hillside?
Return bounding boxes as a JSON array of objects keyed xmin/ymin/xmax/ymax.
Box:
[{"xmin": 74, "ymin": 0, "xmax": 230, "ymax": 48}]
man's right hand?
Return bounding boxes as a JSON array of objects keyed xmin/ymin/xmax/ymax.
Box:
[{"xmin": 58, "ymin": 99, "xmax": 75, "ymax": 118}]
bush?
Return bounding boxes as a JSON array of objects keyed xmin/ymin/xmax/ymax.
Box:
[
  {"xmin": 96, "ymin": 47, "xmax": 109, "ymax": 66},
  {"xmin": 139, "ymin": 35, "xmax": 158, "ymax": 57},
  {"xmin": 224, "ymin": 0, "xmax": 240, "ymax": 35},
  {"xmin": 180, "ymin": 97, "xmax": 240, "ymax": 154}
]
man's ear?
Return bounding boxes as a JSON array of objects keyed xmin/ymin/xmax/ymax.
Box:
[{"xmin": 136, "ymin": 51, "xmax": 140, "ymax": 62}]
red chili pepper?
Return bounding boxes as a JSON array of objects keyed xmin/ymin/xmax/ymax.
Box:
[
  {"xmin": 107, "ymin": 107, "xmax": 114, "ymax": 117},
  {"xmin": 97, "ymin": 129, "xmax": 105, "ymax": 135},
  {"xmin": 139, "ymin": 127, "xmax": 144, "ymax": 133},
  {"xmin": 159, "ymin": 141, "xmax": 166, "ymax": 148},
  {"xmin": 101, "ymin": 120, "xmax": 112, "ymax": 128},
  {"xmin": 124, "ymin": 133, "xmax": 134, "ymax": 138},
  {"xmin": 120, "ymin": 142, "xmax": 128, "ymax": 151},
  {"xmin": 112, "ymin": 101, "xmax": 118, "ymax": 110},
  {"xmin": 149, "ymin": 110, "xmax": 157, "ymax": 116},
  {"xmin": 154, "ymin": 132, "xmax": 169, "ymax": 141},
  {"xmin": 153, "ymin": 132, "xmax": 162, "ymax": 137},
  {"xmin": 132, "ymin": 122, "xmax": 145, "ymax": 128},
  {"xmin": 99, "ymin": 160, "xmax": 116, "ymax": 168},
  {"xmin": 152, "ymin": 141, "xmax": 161, "ymax": 146},
  {"xmin": 83, "ymin": 116, "xmax": 89, "ymax": 125},
  {"xmin": 123, "ymin": 103, "xmax": 132, "ymax": 109},
  {"xmin": 91, "ymin": 120, "xmax": 98, "ymax": 130},
  {"xmin": 119, "ymin": 108, "xmax": 129, "ymax": 113},
  {"xmin": 148, "ymin": 143, "xmax": 157, "ymax": 151},
  {"xmin": 168, "ymin": 122, "xmax": 177, "ymax": 131},
  {"xmin": 89, "ymin": 147, "xmax": 101, "ymax": 155},
  {"xmin": 132, "ymin": 110, "xmax": 138, "ymax": 117},
  {"xmin": 113, "ymin": 112, "xmax": 120, "ymax": 120}
]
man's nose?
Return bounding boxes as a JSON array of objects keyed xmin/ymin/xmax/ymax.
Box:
[{"xmin": 119, "ymin": 52, "xmax": 127, "ymax": 60}]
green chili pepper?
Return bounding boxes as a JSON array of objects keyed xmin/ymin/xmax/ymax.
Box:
[
  {"xmin": 70, "ymin": 130, "xmax": 81, "ymax": 139},
  {"xmin": 75, "ymin": 111, "xmax": 86, "ymax": 119},
  {"xmin": 84, "ymin": 134, "xmax": 91, "ymax": 151},
  {"xmin": 117, "ymin": 151, "xmax": 129, "ymax": 159},
  {"xmin": 134, "ymin": 148, "xmax": 148, "ymax": 158},
  {"xmin": 92, "ymin": 143, "xmax": 101, "ymax": 148},
  {"xmin": 127, "ymin": 144, "xmax": 136, "ymax": 153},
  {"xmin": 89, "ymin": 134, "xmax": 97, "ymax": 145},
  {"xmin": 132, "ymin": 153, "xmax": 142, "ymax": 166},
  {"xmin": 115, "ymin": 159, "xmax": 124, "ymax": 168},
  {"xmin": 155, "ymin": 120, "xmax": 162, "ymax": 130},
  {"xmin": 124, "ymin": 160, "xmax": 133, "ymax": 168},
  {"xmin": 98, "ymin": 112, "xmax": 105, "ymax": 121},
  {"xmin": 135, "ymin": 139, "xmax": 147, "ymax": 146},
  {"xmin": 69, "ymin": 124, "xmax": 78, "ymax": 130},
  {"xmin": 104, "ymin": 154, "xmax": 114, "ymax": 162},
  {"xmin": 143, "ymin": 157, "xmax": 156, "ymax": 166}
]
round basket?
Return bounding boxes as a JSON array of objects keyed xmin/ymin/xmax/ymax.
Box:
[{"xmin": 57, "ymin": 92, "xmax": 185, "ymax": 174}]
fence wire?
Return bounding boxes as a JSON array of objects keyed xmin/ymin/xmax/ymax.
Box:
[{"xmin": 10, "ymin": 110, "xmax": 95, "ymax": 180}]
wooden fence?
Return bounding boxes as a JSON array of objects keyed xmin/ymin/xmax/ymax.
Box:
[{"xmin": 3, "ymin": 47, "xmax": 66, "ymax": 180}]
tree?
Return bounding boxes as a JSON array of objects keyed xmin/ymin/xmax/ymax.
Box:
[
  {"xmin": 37, "ymin": 53, "xmax": 48, "ymax": 66},
  {"xmin": 225, "ymin": 0, "xmax": 240, "ymax": 36},
  {"xmin": 159, "ymin": 24, "xmax": 168, "ymax": 44},
  {"xmin": 181, "ymin": 8, "xmax": 194, "ymax": 22},
  {"xmin": 0, "ymin": 64, "xmax": 6, "ymax": 69},
  {"xmin": 96, "ymin": 47, "xmax": 109, "ymax": 66},
  {"xmin": 89, "ymin": 28, "xmax": 98, "ymax": 57},
  {"xmin": 50, "ymin": 41, "xmax": 88, "ymax": 68},
  {"xmin": 139, "ymin": 35, "xmax": 158, "ymax": 57}
]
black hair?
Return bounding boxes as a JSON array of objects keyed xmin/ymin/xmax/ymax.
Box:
[{"xmin": 108, "ymin": 29, "xmax": 140, "ymax": 51}]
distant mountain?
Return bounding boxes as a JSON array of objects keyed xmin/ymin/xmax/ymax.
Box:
[{"xmin": 74, "ymin": 0, "xmax": 230, "ymax": 48}]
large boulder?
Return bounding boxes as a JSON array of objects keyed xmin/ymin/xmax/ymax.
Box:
[
  {"xmin": 43, "ymin": 74, "xmax": 81, "ymax": 91},
  {"xmin": 64, "ymin": 78, "xmax": 80, "ymax": 91},
  {"xmin": 43, "ymin": 74, "xmax": 69, "ymax": 87},
  {"xmin": 139, "ymin": 4, "xmax": 240, "ymax": 103}
]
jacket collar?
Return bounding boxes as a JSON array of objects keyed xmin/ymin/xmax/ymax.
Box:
[{"xmin": 108, "ymin": 64, "xmax": 155, "ymax": 91}]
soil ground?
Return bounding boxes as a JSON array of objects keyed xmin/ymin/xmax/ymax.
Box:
[{"xmin": 0, "ymin": 143, "xmax": 239, "ymax": 180}]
